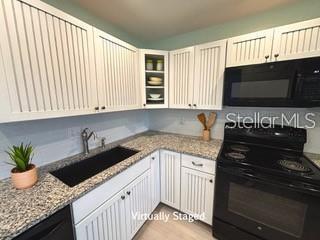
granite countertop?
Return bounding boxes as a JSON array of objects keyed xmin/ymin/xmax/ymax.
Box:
[{"xmin": 0, "ymin": 131, "xmax": 222, "ymax": 240}]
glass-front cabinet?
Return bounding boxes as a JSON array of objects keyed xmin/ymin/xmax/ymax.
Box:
[{"xmin": 140, "ymin": 49, "xmax": 169, "ymax": 108}]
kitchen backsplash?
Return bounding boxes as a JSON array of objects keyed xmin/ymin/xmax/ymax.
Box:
[
  {"xmin": 0, "ymin": 110, "xmax": 148, "ymax": 179},
  {"xmin": 148, "ymin": 108, "xmax": 320, "ymax": 154},
  {"xmin": 1, "ymin": 108, "xmax": 319, "ymax": 179}
]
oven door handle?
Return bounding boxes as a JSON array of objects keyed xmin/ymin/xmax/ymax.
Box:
[{"xmin": 218, "ymin": 165, "xmax": 320, "ymax": 195}]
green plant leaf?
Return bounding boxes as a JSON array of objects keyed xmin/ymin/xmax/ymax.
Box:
[
  {"xmin": 5, "ymin": 161, "xmax": 16, "ymax": 167},
  {"xmin": 14, "ymin": 157, "xmax": 27, "ymax": 171},
  {"xmin": 5, "ymin": 151, "xmax": 16, "ymax": 164},
  {"xmin": 5, "ymin": 142, "xmax": 34, "ymax": 172}
]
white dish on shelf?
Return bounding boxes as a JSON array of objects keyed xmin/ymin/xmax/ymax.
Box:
[
  {"xmin": 147, "ymin": 98, "xmax": 164, "ymax": 101},
  {"xmin": 149, "ymin": 77, "xmax": 162, "ymax": 82},
  {"xmin": 147, "ymin": 81, "xmax": 163, "ymax": 86},
  {"xmin": 149, "ymin": 94, "xmax": 161, "ymax": 99}
]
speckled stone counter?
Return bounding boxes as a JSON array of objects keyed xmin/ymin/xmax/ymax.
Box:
[
  {"xmin": 305, "ymin": 152, "xmax": 320, "ymax": 169},
  {"xmin": 0, "ymin": 132, "xmax": 222, "ymax": 240}
]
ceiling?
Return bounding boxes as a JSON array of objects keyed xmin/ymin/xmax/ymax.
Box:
[{"xmin": 70, "ymin": 0, "xmax": 298, "ymax": 41}]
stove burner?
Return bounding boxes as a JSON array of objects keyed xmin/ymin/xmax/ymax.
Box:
[
  {"xmin": 225, "ymin": 152, "xmax": 246, "ymax": 161},
  {"xmin": 230, "ymin": 145, "xmax": 250, "ymax": 153},
  {"xmin": 281, "ymin": 153, "xmax": 299, "ymax": 161},
  {"xmin": 278, "ymin": 159, "xmax": 311, "ymax": 173}
]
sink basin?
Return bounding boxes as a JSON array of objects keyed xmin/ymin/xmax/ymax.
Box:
[{"xmin": 50, "ymin": 146, "xmax": 139, "ymax": 187}]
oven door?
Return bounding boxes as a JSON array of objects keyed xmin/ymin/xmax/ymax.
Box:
[
  {"xmin": 224, "ymin": 61, "xmax": 297, "ymax": 107},
  {"xmin": 214, "ymin": 165, "xmax": 320, "ymax": 240}
]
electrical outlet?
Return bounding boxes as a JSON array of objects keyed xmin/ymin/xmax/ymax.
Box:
[{"xmin": 179, "ymin": 117, "xmax": 185, "ymax": 125}]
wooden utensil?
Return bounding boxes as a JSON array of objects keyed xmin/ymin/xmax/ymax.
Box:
[
  {"xmin": 206, "ymin": 112, "xmax": 217, "ymax": 130},
  {"xmin": 197, "ymin": 113, "xmax": 207, "ymax": 130}
]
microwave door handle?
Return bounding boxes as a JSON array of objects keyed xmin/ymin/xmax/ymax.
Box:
[
  {"xmin": 289, "ymin": 69, "xmax": 300, "ymax": 99},
  {"xmin": 293, "ymin": 67, "xmax": 305, "ymax": 98}
]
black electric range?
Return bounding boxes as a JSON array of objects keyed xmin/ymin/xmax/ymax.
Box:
[{"xmin": 213, "ymin": 122, "xmax": 320, "ymax": 240}]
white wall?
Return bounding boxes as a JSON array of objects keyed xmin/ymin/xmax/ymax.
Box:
[
  {"xmin": 0, "ymin": 110, "xmax": 148, "ymax": 179},
  {"xmin": 148, "ymin": 108, "xmax": 320, "ymax": 154}
]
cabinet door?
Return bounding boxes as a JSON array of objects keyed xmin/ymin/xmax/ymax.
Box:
[
  {"xmin": 150, "ymin": 151, "xmax": 161, "ymax": 211},
  {"xmin": 169, "ymin": 47, "xmax": 195, "ymax": 109},
  {"xmin": 94, "ymin": 28, "xmax": 141, "ymax": 113},
  {"xmin": 193, "ymin": 40, "xmax": 227, "ymax": 110},
  {"xmin": 226, "ymin": 29, "xmax": 274, "ymax": 67},
  {"xmin": 75, "ymin": 190, "xmax": 127, "ymax": 240},
  {"xmin": 160, "ymin": 150, "xmax": 181, "ymax": 209},
  {"xmin": 273, "ymin": 18, "xmax": 320, "ymax": 61},
  {"xmin": 124, "ymin": 170, "xmax": 152, "ymax": 239},
  {"xmin": 140, "ymin": 49, "xmax": 169, "ymax": 109},
  {"xmin": 181, "ymin": 167, "xmax": 215, "ymax": 225},
  {"xmin": 0, "ymin": 0, "xmax": 95, "ymax": 123}
]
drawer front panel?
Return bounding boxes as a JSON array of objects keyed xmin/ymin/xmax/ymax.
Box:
[{"xmin": 181, "ymin": 154, "xmax": 215, "ymax": 174}]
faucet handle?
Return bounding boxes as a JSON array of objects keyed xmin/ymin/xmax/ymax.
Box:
[
  {"xmin": 101, "ymin": 137, "xmax": 106, "ymax": 148},
  {"xmin": 93, "ymin": 131, "xmax": 98, "ymax": 140},
  {"xmin": 82, "ymin": 128, "xmax": 89, "ymax": 134}
]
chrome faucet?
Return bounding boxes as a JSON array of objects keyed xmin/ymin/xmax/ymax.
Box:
[{"xmin": 81, "ymin": 128, "xmax": 97, "ymax": 155}]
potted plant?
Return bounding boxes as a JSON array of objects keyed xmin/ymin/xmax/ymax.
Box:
[{"xmin": 6, "ymin": 143, "xmax": 38, "ymax": 189}]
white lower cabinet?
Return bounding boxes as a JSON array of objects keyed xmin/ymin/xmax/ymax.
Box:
[
  {"xmin": 74, "ymin": 150, "xmax": 216, "ymax": 240},
  {"xmin": 75, "ymin": 190, "xmax": 127, "ymax": 240},
  {"xmin": 75, "ymin": 169, "xmax": 152, "ymax": 240},
  {"xmin": 180, "ymin": 167, "xmax": 215, "ymax": 225},
  {"xmin": 124, "ymin": 170, "xmax": 152, "ymax": 239},
  {"xmin": 160, "ymin": 150, "xmax": 181, "ymax": 209},
  {"xmin": 150, "ymin": 151, "xmax": 161, "ymax": 211}
]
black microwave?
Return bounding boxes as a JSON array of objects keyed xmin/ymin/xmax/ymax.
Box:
[{"xmin": 223, "ymin": 57, "xmax": 320, "ymax": 108}]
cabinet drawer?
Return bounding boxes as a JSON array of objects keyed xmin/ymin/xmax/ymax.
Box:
[
  {"xmin": 181, "ymin": 154, "xmax": 215, "ymax": 174},
  {"xmin": 72, "ymin": 157, "xmax": 150, "ymax": 224}
]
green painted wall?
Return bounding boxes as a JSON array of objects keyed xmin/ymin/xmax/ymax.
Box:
[
  {"xmin": 40, "ymin": 0, "xmax": 320, "ymax": 50},
  {"xmin": 146, "ymin": 0, "xmax": 320, "ymax": 50},
  {"xmin": 41, "ymin": 0, "xmax": 145, "ymax": 47}
]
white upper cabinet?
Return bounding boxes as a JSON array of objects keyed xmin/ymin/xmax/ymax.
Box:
[
  {"xmin": 169, "ymin": 47, "xmax": 195, "ymax": 109},
  {"xmin": 273, "ymin": 18, "xmax": 320, "ymax": 62},
  {"xmin": 0, "ymin": 0, "xmax": 96, "ymax": 123},
  {"xmin": 93, "ymin": 29, "xmax": 141, "ymax": 113},
  {"xmin": 227, "ymin": 18, "xmax": 320, "ymax": 67},
  {"xmin": 193, "ymin": 40, "xmax": 227, "ymax": 110},
  {"xmin": 226, "ymin": 29, "xmax": 274, "ymax": 67},
  {"xmin": 170, "ymin": 41, "xmax": 226, "ymax": 110}
]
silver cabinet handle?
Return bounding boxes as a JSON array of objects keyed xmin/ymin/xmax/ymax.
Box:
[{"xmin": 192, "ymin": 161, "xmax": 203, "ymax": 167}]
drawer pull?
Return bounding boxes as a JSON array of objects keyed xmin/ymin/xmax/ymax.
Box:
[
  {"xmin": 126, "ymin": 191, "xmax": 131, "ymax": 195},
  {"xmin": 192, "ymin": 161, "xmax": 203, "ymax": 167},
  {"xmin": 121, "ymin": 196, "xmax": 125, "ymax": 200},
  {"xmin": 209, "ymin": 179, "xmax": 213, "ymax": 183}
]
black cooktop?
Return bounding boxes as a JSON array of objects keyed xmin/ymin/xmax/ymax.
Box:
[{"xmin": 219, "ymin": 141, "xmax": 320, "ymax": 183}]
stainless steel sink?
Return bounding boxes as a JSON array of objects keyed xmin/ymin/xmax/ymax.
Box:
[{"xmin": 50, "ymin": 146, "xmax": 139, "ymax": 187}]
